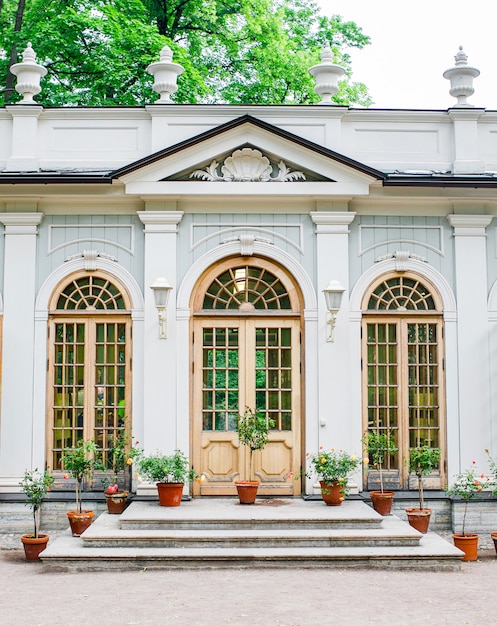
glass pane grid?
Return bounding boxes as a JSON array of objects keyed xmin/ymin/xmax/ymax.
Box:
[
  {"xmin": 368, "ymin": 277, "xmax": 436, "ymax": 311},
  {"xmin": 202, "ymin": 328, "xmax": 239, "ymax": 431}
]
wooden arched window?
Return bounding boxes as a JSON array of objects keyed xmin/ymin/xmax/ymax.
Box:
[
  {"xmin": 362, "ymin": 272, "xmax": 445, "ymax": 490},
  {"xmin": 47, "ymin": 272, "xmax": 132, "ymax": 486}
]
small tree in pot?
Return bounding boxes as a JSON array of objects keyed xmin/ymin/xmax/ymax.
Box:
[
  {"xmin": 19, "ymin": 468, "xmax": 54, "ymax": 560},
  {"xmin": 101, "ymin": 428, "xmax": 133, "ymax": 514},
  {"xmin": 235, "ymin": 407, "xmax": 275, "ymax": 504},
  {"xmin": 362, "ymin": 429, "xmax": 398, "ymax": 515},
  {"xmin": 406, "ymin": 446, "xmax": 441, "ymax": 533},
  {"xmin": 61, "ymin": 439, "xmax": 104, "ymax": 535}
]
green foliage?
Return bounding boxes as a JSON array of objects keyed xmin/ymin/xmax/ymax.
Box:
[
  {"xmin": 409, "ymin": 446, "xmax": 441, "ymax": 510},
  {"xmin": 135, "ymin": 449, "xmax": 197, "ymax": 484},
  {"xmin": 446, "ymin": 464, "xmax": 487, "ymax": 536},
  {"xmin": 61, "ymin": 439, "xmax": 104, "ymax": 512},
  {"xmin": 307, "ymin": 448, "xmax": 361, "ymax": 496},
  {"xmin": 102, "ymin": 427, "xmax": 133, "ymax": 490},
  {"xmin": 19, "ymin": 468, "xmax": 54, "ymax": 538},
  {"xmin": 236, "ymin": 407, "xmax": 275, "ymax": 481},
  {"xmin": 0, "ymin": 0, "xmax": 372, "ymax": 106},
  {"xmin": 362, "ymin": 430, "xmax": 398, "ymax": 493},
  {"xmin": 485, "ymin": 449, "xmax": 497, "ymax": 495}
]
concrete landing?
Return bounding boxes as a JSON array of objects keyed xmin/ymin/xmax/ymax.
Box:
[{"xmin": 40, "ymin": 497, "xmax": 464, "ymax": 571}]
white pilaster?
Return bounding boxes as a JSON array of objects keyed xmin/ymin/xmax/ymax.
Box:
[
  {"xmin": 5, "ymin": 105, "xmax": 43, "ymax": 172},
  {"xmin": 447, "ymin": 214, "xmax": 492, "ymax": 470},
  {"xmin": 448, "ymin": 109, "xmax": 485, "ymax": 174},
  {"xmin": 0, "ymin": 213, "xmax": 43, "ymax": 489},
  {"xmin": 310, "ymin": 211, "xmax": 358, "ymax": 462},
  {"xmin": 138, "ymin": 210, "xmax": 184, "ymax": 456}
]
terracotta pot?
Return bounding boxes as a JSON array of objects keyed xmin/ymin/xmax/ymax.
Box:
[
  {"xmin": 406, "ymin": 508, "xmax": 432, "ymax": 533},
  {"xmin": 235, "ymin": 481, "xmax": 259, "ymax": 504},
  {"xmin": 319, "ymin": 480, "xmax": 344, "ymax": 506},
  {"xmin": 453, "ymin": 533, "xmax": 479, "ymax": 561},
  {"xmin": 21, "ymin": 533, "xmax": 49, "ymax": 561},
  {"xmin": 104, "ymin": 490, "xmax": 129, "ymax": 514},
  {"xmin": 156, "ymin": 482, "xmax": 184, "ymax": 507},
  {"xmin": 67, "ymin": 510, "xmax": 95, "ymax": 536},
  {"xmin": 491, "ymin": 531, "xmax": 497, "ymax": 555},
  {"xmin": 370, "ymin": 491, "xmax": 395, "ymax": 516}
]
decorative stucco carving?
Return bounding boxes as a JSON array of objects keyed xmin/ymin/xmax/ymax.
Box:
[
  {"xmin": 375, "ymin": 250, "xmax": 427, "ymax": 272},
  {"xmin": 221, "ymin": 234, "xmax": 273, "ymax": 256},
  {"xmin": 190, "ymin": 148, "xmax": 306, "ymax": 182},
  {"xmin": 65, "ymin": 249, "xmax": 117, "ymax": 271}
]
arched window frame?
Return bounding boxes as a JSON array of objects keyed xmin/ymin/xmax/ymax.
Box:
[{"xmin": 361, "ymin": 271, "xmax": 446, "ymax": 491}]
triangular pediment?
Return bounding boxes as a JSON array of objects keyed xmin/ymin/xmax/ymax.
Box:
[{"xmin": 111, "ymin": 115, "xmax": 384, "ymax": 197}]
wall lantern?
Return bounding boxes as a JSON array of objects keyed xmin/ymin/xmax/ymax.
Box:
[
  {"xmin": 323, "ymin": 280, "xmax": 345, "ymax": 342},
  {"xmin": 150, "ymin": 277, "xmax": 173, "ymax": 339}
]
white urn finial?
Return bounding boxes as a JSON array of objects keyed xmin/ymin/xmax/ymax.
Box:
[
  {"xmin": 309, "ymin": 42, "xmax": 345, "ymax": 105},
  {"xmin": 9, "ymin": 43, "xmax": 47, "ymax": 104},
  {"xmin": 443, "ymin": 46, "xmax": 480, "ymax": 107},
  {"xmin": 147, "ymin": 45, "xmax": 184, "ymax": 103}
]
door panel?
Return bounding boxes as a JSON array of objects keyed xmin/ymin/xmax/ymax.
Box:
[{"xmin": 193, "ymin": 318, "xmax": 300, "ymax": 496}]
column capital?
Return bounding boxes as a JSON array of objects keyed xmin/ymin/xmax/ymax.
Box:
[
  {"xmin": 447, "ymin": 214, "xmax": 492, "ymax": 236},
  {"xmin": 310, "ymin": 211, "xmax": 356, "ymax": 233},
  {"xmin": 0, "ymin": 212, "xmax": 43, "ymax": 234},
  {"xmin": 138, "ymin": 210, "xmax": 184, "ymax": 233}
]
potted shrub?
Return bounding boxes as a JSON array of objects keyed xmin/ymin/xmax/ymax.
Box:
[
  {"xmin": 235, "ymin": 407, "xmax": 275, "ymax": 504},
  {"xmin": 362, "ymin": 429, "xmax": 398, "ymax": 515},
  {"xmin": 307, "ymin": 447, "xmax": 362, "ymax": 506},
  {"xmin": 19, "ymin": 468, "xmax": 54, "ymax": 560},
  {"xmin": 135, "ymin": 449, "xmax": 197, "ymax": 506},
  {"xmin": 406, "ymin": 446, "xmax": 441, "ymax": 533},
  {"xmin": 485, "ymin": 449, "xmax": 497, "ymax": 554},
  {"xmin": 61, "ymin": 439, "xmax": 104, "ymax": 536},
  {"xmin": 101, "ymin": 429, "xmax": 133, "ymax": 514},
  {"xmin": 446, "ymin": 463, "xmax": 486, "ymax": 561}
]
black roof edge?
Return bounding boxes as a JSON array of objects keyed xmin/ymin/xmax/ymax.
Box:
[
  {"xmin": 110, "ymin": 114, "xmax": 386, "ymax": 181},
  {"xmin": 384, "ymin": 176, "xmax": 497, "ymax": 188},
  {"xmin": 0, "ymin": 173, "xmax": 112, "ymax": 184}
]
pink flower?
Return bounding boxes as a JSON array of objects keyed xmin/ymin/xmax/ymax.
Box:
[
  {"xmin": 472, "ymin": 460, "xmax": 476, "ymax": 465},
  {"xmin": 63, "ymin": 474, "xmax": 69, "ymax": 480}
]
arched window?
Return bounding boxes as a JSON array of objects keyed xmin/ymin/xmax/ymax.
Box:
[
  {"xmin": 47, "ymin": 272, "xmax": 132, "ymax": 487},
  {"xmin": 362, "ymin": 272, "xmax": 445, "ymax": 490}
]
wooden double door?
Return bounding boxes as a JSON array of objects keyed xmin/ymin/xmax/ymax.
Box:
[{"xmin": 192, "ymin": 317, "xmax": 301, "ymax": 496}]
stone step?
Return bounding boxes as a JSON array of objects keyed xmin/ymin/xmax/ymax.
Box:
[
  {"xmin": 119, "ymin": 498, "xmax": 384, "ymax": 531},
  {"xmin": 80, "ymin": 512, "xmax": 422, "ymax": 548},
  {"xmin": 39, "ymin": 498, "xmax": 465, "ymax": 571},
  {"xmin": 40, "ymin": 530, "xmax": 463, "ymax": 572}
]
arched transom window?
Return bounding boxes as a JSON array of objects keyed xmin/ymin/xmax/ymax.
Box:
[
  {"xmin": 362, "ymin": 272, "xmax": 445, "ymax": 490},
  {"xmin": 47, "ymin": 272, "xmax": 132, "ymax": 488}
]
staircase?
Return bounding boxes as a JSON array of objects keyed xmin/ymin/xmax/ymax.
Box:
[{"xmin": 40, "ymin": 497, "xmax": 463, "ymax": 571}]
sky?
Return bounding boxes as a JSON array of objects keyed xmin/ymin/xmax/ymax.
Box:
[{"xmin": 315, "ymin": 0, "xmax": 497, "ymax": 110}]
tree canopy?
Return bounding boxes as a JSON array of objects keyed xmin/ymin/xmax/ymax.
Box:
[{"xmin": 0, "ymin": 0, "xmax": 372, "ymax": 107}]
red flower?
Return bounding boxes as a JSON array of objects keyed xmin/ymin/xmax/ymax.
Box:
[{"xmin": 63, "ymin": 474, "xmax": 69, "ymax": 480}]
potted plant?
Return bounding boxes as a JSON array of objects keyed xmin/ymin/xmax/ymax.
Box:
[
  {"xmin": 406, "ymin": 446, "xmax": 441, "ymax": 533},
  {"xmin": 235, "ymin": 407, "xmax": 275, "ymax": 504},
  {"xmin": 135, "ymin": 449, "xmax": 197, "ymax": 506},
  {"xmin": 19, "ymin": 468, "xmax": 54, "ymax": 560},
  {"xmin": 362, "ymin": 429, "xmax": 398, "ymax": 515},
  {"xmin": 307, "ymin": 447, "xmax": 362, "ymax": 506},
  {"xmin": 485, "ymin": 449, "xmax": 497, "ymax": 554},
  {"xmin": 446, "ymin": 463, "xmax": 486, "ymax": 561},
  {"xmin": 61, "ymin": 439, "xmax": 104, "ymax": 536},
  {"xmin": 101, "ymin": 429, "xmax": 133, "ymax": 514}
]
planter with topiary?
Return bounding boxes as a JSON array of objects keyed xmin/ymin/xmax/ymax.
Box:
[
  {"xmin": 362, "ymin": 429, "xmax": 398, "ymax": 515},
  {"xmin": 19, "ymin": 468, "xmax": 54, "ymax": 560},
  {"xmin": 235, "ymin": 407, "xmax": 274, "ymax": 504},
  {"xmin": 406, "ymin": 446, "xmax": 441, "ymax": 533},
  {"xmin": 61, "ymin": 439, "xmax": 104, "ymax": 535}
]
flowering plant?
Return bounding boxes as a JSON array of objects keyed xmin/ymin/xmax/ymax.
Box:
[
  {"xmin": 19, "ymin": 468, "xmax": 54, "ymax": 538},
  {"xmin": 485, "ymin": 449, "xmax": 497, "ymax": 495},
  {"xmin": 101, "ymin": 428, "xmax": 134, "ymax": 493},
  {"xmin": 446, "ymin": 463, "xmax": 489, "ymax": 535},
  {"xmin": 307, "ymin": 448, "xmax": 362, "ymax": 495},
  {"xmin": 134, "ymin": 449, "xmax": 197, "ymax": 484}
]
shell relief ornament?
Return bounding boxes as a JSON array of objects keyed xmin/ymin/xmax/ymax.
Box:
[{"xmin": 190, "ymin": 148, "xmax": 306, "ymax": 182}]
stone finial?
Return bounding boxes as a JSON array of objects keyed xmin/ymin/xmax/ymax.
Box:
[
  {"xmin": 9, "ymin": 43, "xmax": 47, "ymax": 104},
  {"xmin": 309, "ymin": 42, "xmax": 345, "ymax": 105},
  {"xmin": 146, "ymin": 46, "xmax": 184, "ymax": 103},
  {"xmin": 443, "ymin": 46, "xmax": 480, "ymax": 107}
]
